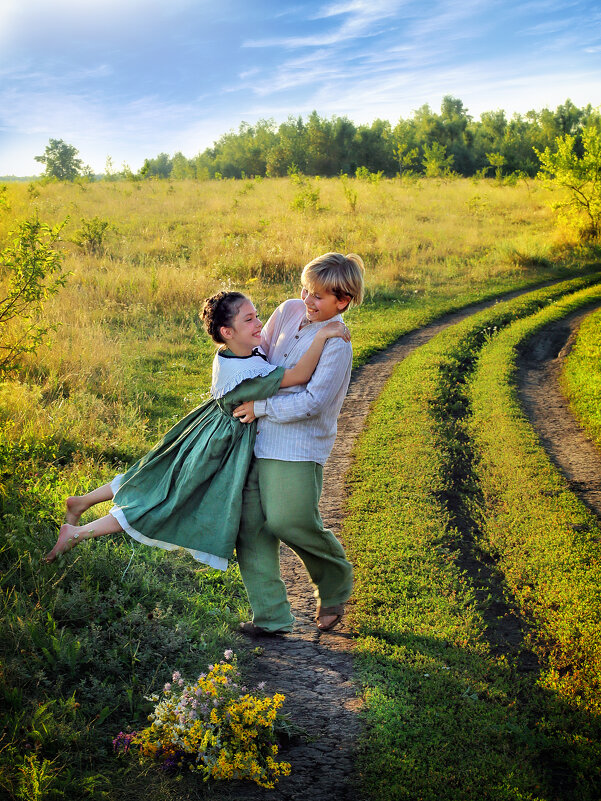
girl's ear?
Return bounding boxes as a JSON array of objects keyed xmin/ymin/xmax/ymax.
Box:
[{"xmin": 220, "ymin": 325, "xmax": 233, "ymax": 342}]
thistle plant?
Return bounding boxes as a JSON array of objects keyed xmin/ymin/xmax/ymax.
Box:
[{"xmin": 114, "ymin": 651, "xmax": 291, "ymax": 789}]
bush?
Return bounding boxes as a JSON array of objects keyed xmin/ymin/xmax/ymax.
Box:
[
  {"xmin": 71, "ymin": 216, "xmax": 113, "ymax": 255},
  {"xmin": 0, "ymin": 217, "xmax": 68, "ymax": 376},
  {"xmin": 536, "ymin": 122, "xmax": 601, "ymax": 239}
]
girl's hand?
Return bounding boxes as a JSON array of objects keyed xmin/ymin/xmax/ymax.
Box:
[
  {"xmin": 233, "ymin": 401, "xmax": 256, "ymax": 423},
  {"xmin": 319, "ymin": 321, "xmax": 350, "ymax": 342}
]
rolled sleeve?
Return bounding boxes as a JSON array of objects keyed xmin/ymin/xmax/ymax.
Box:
[{"xmin": 253, "ymin": 399, "xmax": 267, "ymax": 417}]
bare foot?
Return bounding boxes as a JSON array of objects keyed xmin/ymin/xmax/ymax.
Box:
[
  {"xmin": 65, "ymin": 496, "xmax": 88, "ymax": 525},
  {"xmin": 45, "ymin": 524, "xmax": 82, "ymax": 563}
]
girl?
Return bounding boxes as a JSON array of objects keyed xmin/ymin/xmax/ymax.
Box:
[{"xmin": 45, "ymin": 290, "xmax": 349, "ymax": 567}]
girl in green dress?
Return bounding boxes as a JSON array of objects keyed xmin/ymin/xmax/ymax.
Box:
[{"xmin": 45, "ymin": 291, "xmax": 348, "ymax": 567}]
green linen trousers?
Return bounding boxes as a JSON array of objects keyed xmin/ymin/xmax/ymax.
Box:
[{"xmin": 236, "ymin": 457, "xmax": 353, "ymax": 632}]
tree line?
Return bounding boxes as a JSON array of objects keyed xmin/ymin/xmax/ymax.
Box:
[
  {"xmin": 137, "ymin": 96, "xmax": 595, "ymax": 180},
  {"xmin": 34, "ymin": 96, "xmax": 597, "ymax": 183}
]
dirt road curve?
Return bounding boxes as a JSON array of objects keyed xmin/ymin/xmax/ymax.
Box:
[
  {"xmin": 232, "ymin": 281, "xmax": 590, "ymax": 801},
  {"xmin": 517, "ymin": 303, "xmax": 601, "ymax": 518}
]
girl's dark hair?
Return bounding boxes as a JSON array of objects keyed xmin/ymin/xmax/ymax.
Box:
[{"xmin": 201, "ymin": 291, "xmax": 249, "ymax": 344}]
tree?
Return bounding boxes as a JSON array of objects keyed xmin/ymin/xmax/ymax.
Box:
[
  {"xmin": 536, "ymin": 122, "xmax": 601, "ymax": 239},
  {"xmin": 422, "ymin": 141, "xmax": 454, "ymax": 177},
  {"xmin": 171, "ymin": 152, "xmax": 195, "ymax": 180},
  {"xmin": 0, "ymin": 218, "xmax": 68, "ymax": 375},
  {"xmin": 486, "ymin": 152, "xmax": 506, "ymax": 182},
  {"xmin": 139, "ymin": 152, "xmax": 173, "ymax": 179},
  {"xmin": 35, "ymin": 139, "xmax": 84, "ymax": 181}
]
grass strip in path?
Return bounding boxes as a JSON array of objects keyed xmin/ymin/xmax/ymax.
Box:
[
  {"xmin": 343, "ymin": 273, "xmax": 601, "ymax": 801},
  {"xmin": 562, "ymin": 306, "xmax": 601, "ymax": 449},
  {"xmin": 469, "ymin": 283, "xmax": 601, "ymax": 715}
]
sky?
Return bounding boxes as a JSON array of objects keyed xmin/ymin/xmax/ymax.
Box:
[{"xmin": 1, "ymin": 0, "xmax": 600, "ymax": 176}]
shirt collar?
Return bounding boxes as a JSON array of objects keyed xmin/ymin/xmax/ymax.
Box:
[{"xmin": 298, "ymin": 312, "xmax": 344, "ymax": 332}]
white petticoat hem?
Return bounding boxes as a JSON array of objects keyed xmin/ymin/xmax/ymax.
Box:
[{"xmin": 109, "ymin": 476, "xmax": 228, "ymax": 571}]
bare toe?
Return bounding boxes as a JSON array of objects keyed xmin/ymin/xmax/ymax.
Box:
[{"xmin": 45, "ymin": 524, "xmax": 79, "ymax": 563}]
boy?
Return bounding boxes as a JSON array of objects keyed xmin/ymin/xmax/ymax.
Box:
[{"xmin": 233, "ymin": 252, "xmax": 365, "ymax": 634}]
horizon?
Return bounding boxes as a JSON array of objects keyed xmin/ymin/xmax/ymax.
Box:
[{"xmin": 1, "ymin": 0, "xmax": 600, "ymax": 176}]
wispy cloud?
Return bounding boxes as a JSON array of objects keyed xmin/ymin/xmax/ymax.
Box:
[{"xmin": 244, "ymin": 0, "xmax": 403, "ymax": 48}]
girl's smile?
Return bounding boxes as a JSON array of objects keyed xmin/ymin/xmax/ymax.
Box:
[{"xmin": 221, "ymin": 300, "xmax": 263, "ymax": 355}]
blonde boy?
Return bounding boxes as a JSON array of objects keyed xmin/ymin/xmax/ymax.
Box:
[{"xmin": 233, "ymin": 252, "xmax": 365, "ymax": 634}]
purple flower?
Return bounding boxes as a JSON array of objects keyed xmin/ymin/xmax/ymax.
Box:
[
  {"xmin": 257, "ymin": 681, "xmax": 266, "ymax": 691},
  {"xmin": 172, "ymin": 670, "xmax": 181, "ymax": 682},
  {"xmin": 223, "ymin": 649, "xmax": 234, "ymax": 660},
  {"xmin": 164, "ymin": 682, "xmax": 172, "ymax": 692},
  {"xmin": 113, "ymin": 731, "xmax": 136, "ymax": 754}
]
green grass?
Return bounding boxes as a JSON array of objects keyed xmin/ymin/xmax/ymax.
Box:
[
  {"xmin": 469, "ymin": 282, "xmax": 601, "ymax": 713},
  {"xmin": 344, "ymin": 273, "xmax": 601, "ymax": 801},
  {"xmin": 562, "ymin": 306, "xmax": 601, "ymax": 449}
]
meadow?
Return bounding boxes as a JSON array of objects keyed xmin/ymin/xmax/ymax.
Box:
[{"xmin": 0, "ymin": 174, "xmax": 600, "ymax": 799}]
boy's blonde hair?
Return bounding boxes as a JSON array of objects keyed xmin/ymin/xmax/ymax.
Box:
[{"xmin": 301, "ymin": 252, "xmax": 365, "ymax": 309}]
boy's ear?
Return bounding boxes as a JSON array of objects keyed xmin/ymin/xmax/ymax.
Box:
[{"xmin": 336, "ymin": 295, "xmax": 352, "ymax": 312}]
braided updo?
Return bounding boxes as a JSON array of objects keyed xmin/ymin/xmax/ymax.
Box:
[{"xmin": 201, "ymin": 291, "xmax": 249, "ymax": 344}]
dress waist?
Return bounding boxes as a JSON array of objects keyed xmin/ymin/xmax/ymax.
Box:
[{"xmin": 215, "ymin": 398, "xmax": 235, "ymax": 420}]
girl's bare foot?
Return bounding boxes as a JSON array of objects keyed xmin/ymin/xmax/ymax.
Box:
[
  {"xmin": 45, "ymin": 524, "xmax": 82, "ymax": 563},
  {"xmin": 65, "ymin": 496, "xmax": 88, "ymax": 525}
]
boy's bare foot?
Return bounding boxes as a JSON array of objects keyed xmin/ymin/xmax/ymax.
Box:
[
  {"xmin": 65, "ymin": 496, "xmax": 88, "ymax": 525},
  {"xmin": 45, "ymin": 524, "xmax": 82, "ymax": 563}
]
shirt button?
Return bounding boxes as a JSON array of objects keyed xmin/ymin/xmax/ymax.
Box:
[
  {"xmin": 295, "ymin": 335, "xmax": 299, "ymax": 339},
  {"xmin": 284, "ymin": 353, "xmax": 287, "ymax": 357},
  {"xmin": 306, "ymin": 413, "xmax": 310, "ymax": 417}
]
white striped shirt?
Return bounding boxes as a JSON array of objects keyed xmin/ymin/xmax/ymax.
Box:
[{"xmin": 253, "ymin": 299, "xmax": 352, "ymax": 465}]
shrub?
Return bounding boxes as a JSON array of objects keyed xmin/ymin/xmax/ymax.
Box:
[
  {"xmin": 536, "ymin": 122, "xmax": 601, "ymax": 239},
  {"xmin": 72, "ymin": 216, "xmax": 113, "ymax": 255},
  {"xmin": 0, "ymin": 217, "xmax": 68, "ymax": 376}
]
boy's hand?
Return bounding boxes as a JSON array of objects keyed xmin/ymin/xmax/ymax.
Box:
[
  {"xmin": 319, "ymin": 321, "xmax": 350, "ymax": 341},
  {"xmin": 233, "ymin": 401, "xmax": 256, "ymax": 423}
]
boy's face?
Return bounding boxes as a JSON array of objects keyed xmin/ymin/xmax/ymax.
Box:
[{"xmin": 301, "ymin": 284, "xmax": 348, "ymax": 323}]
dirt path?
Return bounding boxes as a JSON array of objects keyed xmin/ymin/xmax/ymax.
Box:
[
  {"xmin": 232, "ymin": 280, "xmax": 589, "ymax": 801},
  {"xmin": 517, "ymin": 302, "xmax": 601, "ymax": 518}
]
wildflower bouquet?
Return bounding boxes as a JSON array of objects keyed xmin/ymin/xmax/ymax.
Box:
[{"xmin": 115, "ymin": 651, "xmax": 291, "ymax": 789}]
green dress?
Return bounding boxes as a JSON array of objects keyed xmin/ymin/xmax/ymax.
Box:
[{"xmin": 109, "ymin": 352, "xmax": 285, "ymax": 570}]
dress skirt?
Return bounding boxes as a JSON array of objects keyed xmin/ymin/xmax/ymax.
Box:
[{"xmin": 109, "ymin": 367, "xmax": 285, "ymax": 570}]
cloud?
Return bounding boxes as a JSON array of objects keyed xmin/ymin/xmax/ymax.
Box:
[{"xmin": 244, "ymin": 0, "xmax": 403, "ymax": 48}]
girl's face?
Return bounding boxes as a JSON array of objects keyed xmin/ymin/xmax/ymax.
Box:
[
  {"xmin": 301, "ymin": 284, "xmax": 348, "ymax": 323},
  {"xmin": 221, "ymin": 300, "xmax": 263, "ymax": 355}
]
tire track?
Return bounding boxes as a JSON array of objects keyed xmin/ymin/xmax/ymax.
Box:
[{"xmin": 517, "ymin": 302, "xmax": 601, "ymax": 519}]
